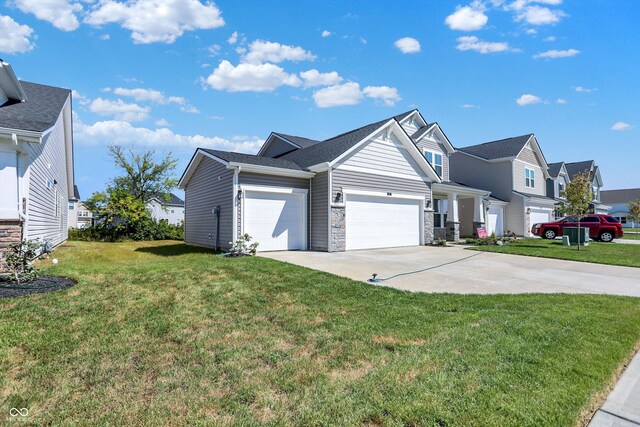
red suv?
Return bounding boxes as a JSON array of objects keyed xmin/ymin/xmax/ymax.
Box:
[{"xmin": 531, "ymin": 214, "xmax": 624, "ymax": 242}]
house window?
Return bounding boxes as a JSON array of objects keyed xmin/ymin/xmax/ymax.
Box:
[
  {"xmin": 525, "ymin": 168, "xmax": 535, "ymax": 188},
  {"xmin": 433, "ymin": 198, "xmax": 448, "ymax": 228},
  {"xmin": 558, "ymin": 182, "xmax": 564, "ymax": 196},
  {"xmin": 69, "ymin": 202, "xmax": 75, "ymax": 210},
  {"xmin": 424, "ymin": 150, "xmax": 443, "ymax": 177},
  {"xmin": 617, "ymin": 216, "xmax": 627, "ymax": 224}
]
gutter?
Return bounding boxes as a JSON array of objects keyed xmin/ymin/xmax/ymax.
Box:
[
  {"xmin": 227, "ymin": 162, "xmax": 315, "ymax": 178},
  {"xmin": 0, "ymin": 127, "xmax": 43, "ymax": 143}
]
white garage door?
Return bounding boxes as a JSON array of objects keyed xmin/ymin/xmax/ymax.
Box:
[
  {"xmin": 486, "ymin": 205, "xmax": 504, "ymax": 237},
  {"xmin": 243, "ymin": 190, "xmax": 306, "ymax": 251},
  {"xmin": 529, "ymin": 208, "xmax": 552, "ymax": 236},
  {"xmin": 345, "ymin": 194, "xmax": 421, "ymax": 250}
]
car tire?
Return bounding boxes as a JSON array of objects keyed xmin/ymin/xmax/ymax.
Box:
[
  {"xmin": 543, "ymin": 229, "xmax": 556, "ymax": 240},
  {"xmin": 599, "ymin": 231, "xmax": 614, "ymax": 242}
]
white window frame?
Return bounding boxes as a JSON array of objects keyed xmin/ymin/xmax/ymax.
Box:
[
  {"xmin": 423, "ymin": 149, "xmax": 443, "ymax": 177},
  {"xmin": 433, "ymin": 197, "xmax": 448, "ymax": 228},
  {"xmin": 525, "ymin": 167, "xmax": 535, "ymax": 189}
]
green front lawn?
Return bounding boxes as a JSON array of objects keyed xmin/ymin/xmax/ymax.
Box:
[
  {"xmin": 470, "ymin": 238, "xmax": 640, "ymax": 268},
  {"xmin": 1, "ymin": 241, "xmax": 639, "ymax": 426},
  {"xmin": 622, "ymin": 233, "xmax": 640, "ymax": 240}
]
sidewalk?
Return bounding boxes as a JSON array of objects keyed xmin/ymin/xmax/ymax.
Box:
[{"xmin": 589, "ymin": 350, "xmax": 640, "ymax": 426}]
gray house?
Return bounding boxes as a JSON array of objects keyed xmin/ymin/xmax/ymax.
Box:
[
  {"xmin": 600, "ymin": 188, "xmax": 640, "ymax": 228},
  {"xmin": 450, "ymin": 134, "xmax": 556, "ymax": 237},
  {"xmin": 0, "ymin": 60, "xmax": 74, "ymax": 257},
  {"xmin": 179, "ymin": 110, "xmax": 492, "ymax": 252}
]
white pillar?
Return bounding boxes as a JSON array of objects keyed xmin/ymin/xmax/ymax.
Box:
[
  {"xmin": 473, "ymin": 196, "xmax": 485, "ymax": 223},
  {"xmin": 447, "ymin": 192, "xmax": 459, "ymax": 223}
]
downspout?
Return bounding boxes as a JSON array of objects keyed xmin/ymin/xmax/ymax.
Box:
[{"xmin": 308, "ymin": 177, "xmax": 312, "ymax": 250}]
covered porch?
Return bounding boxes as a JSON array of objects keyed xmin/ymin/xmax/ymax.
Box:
[{"xmin": 432, "ymin": 182, "xmax": 491, "ymax": 241}]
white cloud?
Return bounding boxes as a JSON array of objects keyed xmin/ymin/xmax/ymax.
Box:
[
  {"xmin": 84, "ymin": 0, "xmax": 225, "ymax": 44},
  {"xmin": 556, "ymin": 98, "xmax": 567, "ymax": 104},
  {"xmin": 574, "ymin": 86, "xmax": 595, "ymax": 93},
  {"xmin": 516, "ymin": 93, "xmax": 543, "ymax": 106},
  {"xmin": 155, "ymin": 118, "xmax": 170, "ymax": 127},
  {"xmin": 205, "ymin": 60, "xmax": 301, "ymax": 92},
  {"xmin": 89, "ymin": 98, "xmax": 150, "ymax": 122},
  {"xmin": 100, "ymin": 34, "xmax": 110, "ymax": 40},
  {"xmin": 299, "ymin": 69, "xmax": 343, "ymax": 88},
  {"xmin": 0, "ymin": 15, "xmax": 35, "ymax": 54},
  {"xmin": 533, "ymin": 48, "xmax": 580, "ymax": 59},
  {"xmin": 611, "ymin": 121, "xmax": 632, "ymax": 131},
  {"xmin": 394, "ymin": 37, "xmax": 421, "ymax": 54},
  {"xmin": 227, "ymin": 31, "xmax": 238, "ymax": 44},
  {"xmin": 71, "ymin": 90, "xmax": 90, "ymax": 106},
  {"xmin": 180, "ymin": 105, "xmax": 199, "ymax": 113},
  {"xmin": 544, "ymin": 35, "xmax": 556, "ymax": 41},
  {"xmin": 312, "ymin": 82, "xmax": 363, "ymax": 108},
  {"xmin": 110, "ymin": 87, "xmax": 187, "ymax": 105},
  {"xmin": 445, "ymin": 5, "xmax": 488, "ymax": 31},
  {"xmin": 363, "ymin": 86, "xmax": 401, "ymax": 106},
  {"xmin": 242, "ymin": 40, "xmax": 316, "ymax": 64},
  {"xmin": 75, "ymin": 118, "xmax": 263, "ymax": 152},
  {"xmin": 14, "ymin": 0, "xmax": 82, "ymax": 31},
  {"xmin": 525, "ymin": 28, "xmax": 537, "ymax": 34},
  {"xmin": 321, "ymin": 30, "xmax": 331, "ymax": 38},
  {"xmin": 515, "ymin": 5, "xmax": 566, "ymax": 25},
  {"xmin": 462, "ymin": 104, "xmax": 479, "ymax": 108},
  {"xmin": 456, "ymin": 36, "xmax": 515, "ymax": 54},
  {"xmin": 207, "ymin": 44, "xmax": 221, "ymax": 56}
]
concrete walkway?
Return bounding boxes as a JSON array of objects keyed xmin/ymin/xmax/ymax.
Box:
[
  {"xmin": 261, "ymin": 245, "xmax": 640, "ymax": 296},
  {"xmin": 616, "ymin": 239, "xmax": 640, "ymax": 245},
  {"xmin": 589, "ymin": 350, "xmax": 640, "ymax": 426}
]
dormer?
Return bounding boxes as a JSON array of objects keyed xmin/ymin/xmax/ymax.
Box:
[
  {"xmin": 396, "ymin": 110, "xmax": 427, "ymax": 136},
  {"xmin": 0, "ymin": 60, "xmax": 27, "ymax": 106},
  {"xmin": 411, "ymin": 123, "xmax": 456, "ymax": 182}
]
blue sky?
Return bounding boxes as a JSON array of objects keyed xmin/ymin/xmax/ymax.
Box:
[{"xmin": 1, "ymin": 0, "xmax": 638, "ymax": 198}]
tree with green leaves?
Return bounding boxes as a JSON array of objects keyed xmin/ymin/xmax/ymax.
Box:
[
  {"xmin": 84, "ymin": 146, "xmax": 178, "ymax": 240},
  {"xmin": 558, "ymin": 171, "xmax": 593, "ymax": 250},
  {"xmin": 628, "ymin": 198, "xmax": 640, "ymax": 228}
]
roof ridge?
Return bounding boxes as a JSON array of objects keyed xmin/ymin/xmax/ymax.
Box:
[{"xmin": 462, "ymin": 133, "xmax": 533, "ymax": 149}]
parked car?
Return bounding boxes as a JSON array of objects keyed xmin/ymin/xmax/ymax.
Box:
[{"xmin": 531, "ymin": 214, "xmax": 624, "ymax": 242}]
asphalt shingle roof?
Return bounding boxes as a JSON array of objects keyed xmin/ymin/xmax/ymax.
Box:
[
  {"xmin": 202, "ymin": 149, "xmax": 305, "ymax": 171},
  {"xmin": 547, "ymin": 162, "xmax": 564, "ymax": 178},
  {"xmin": 272, "ymin": 133, "xmax": 321, "ymax": 149},
  {"xmin": 458, "ymin": 134, "xmax": 533, "ymax": 160},
  {"xmin": 0, "ymin": 81, "xmax": 70, "ymax": 132},
  {"xmin": 600, "ymin": 188, "xmax": 640, "ymax": 204},
  {"xmin": 564, "ymin": 160, "xmax": 595, "ymax": 180},
  {"xmin": 410, "ymin": 125, "xmax": 432, "ymax": 141}
]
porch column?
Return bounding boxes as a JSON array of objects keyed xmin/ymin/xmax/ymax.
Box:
[
  {"xmin": 445, "ymin": 192, "xmax": 460, "ymax": 241},
  {"xmin": 472, "ymin": 195, "xmax": 486, "ymax": 237}
]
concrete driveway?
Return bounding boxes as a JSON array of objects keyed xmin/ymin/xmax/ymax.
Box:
[{"xmin": 261, "ymin": 246, "xmax": 640, "ymax": 296}]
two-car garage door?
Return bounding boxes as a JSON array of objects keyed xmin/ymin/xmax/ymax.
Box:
[{"xmin": 345, "ymin": 193, "xmax": 422, "ymax": 250}]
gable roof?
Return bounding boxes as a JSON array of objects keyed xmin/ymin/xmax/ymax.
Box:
[
  {"xmin": 272, "ymin": 132, "xmax": 321, "ymax": 149},
  {"xmin": 157, "ymin": 193, "xmax": 184, "ymax": 207},
  {"xmin": 0, "ymin": 81, "xmax": 70, "ymax": 132},
  {"xmin": 600, "ymin": 188, "xmax": 640, "ymax": 204},
  {"xmin": 458, "ymin": 134, "xmax": 533, "ymax": 160},
  {"xmin": 547, "ymin": 162, "xmax": 565, "ymax": 178},
  {"xmin": 564, "ymin": 160, "xmax": 595, "ymax": 180},
  {"xmin": 202, "ymin": 149, "xmax": 305, "ymax": 171}
]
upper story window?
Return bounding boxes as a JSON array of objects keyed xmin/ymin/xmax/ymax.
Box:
[
  {"xmin": 558, "ymin": 182, "xmax": 565, "ymax": 196},
  {"xmin": 68, "ymin": 202, "xmax": 75, "ymax": 210},
  {"xmin": 525, "ymin": 167, "xmax": 535, "ymax": 188},
  {"xmin": 424, "ymin": 150, "xmax": 443, "ymax": 177}
]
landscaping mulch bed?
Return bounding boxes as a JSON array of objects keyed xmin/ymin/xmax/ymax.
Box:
[{"xmin": 0, "ymin": 276, "xmax": 76, "ymax": 298}]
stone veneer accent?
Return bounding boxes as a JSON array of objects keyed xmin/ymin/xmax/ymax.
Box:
[
  {"xmin": 445, "ymin": 221, "xmax": 460, "ymax": 242},
  {"xmin": 330, "ymin": 206, "xmax": 345, "ymax": 252},
  {"xmin": 434, "ymin": 228, "xmax": 447, "ymax": 240},
  {"xmin": 0, "ymin": 220, "xmax": 23, "ymax": 272},
  {"xmin": 424, "ymin": 210, "xmax": 434, "ymax": 244}
]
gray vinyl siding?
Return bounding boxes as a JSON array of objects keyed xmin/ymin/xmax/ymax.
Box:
[
  {"xmin": 24, "ymin": 99, "xmax": 70, "ymax": 247},
  {"xmin": 450, "ymin": 152, "xmax": 513, "ymax": 201},
  {"xmin": 517, "ymin": 147, "xmax": 541, "ymax": 165},
  {"xmin": 238, "ymin": 173, "xmax": 310, "ymax": 189},
  {"xmin": 416, "ymin": 138, "xmax": 449, "ymax": 181},
  {"xmin": 513, "ymin": 160, "xmax": 545, "ymax": 196},
  {"xmin": 546, "ymin": 178, "xmax": 555, "ymax": 199},
  {"xmin": 332, "ymin": 169, "xmax": 431, "ymax": 202},
  {"xmin": 184, "ymin": 157, "xmax": 234, "ymax": 249},
  {"xmin": 399, "ymin": 118, "xmax": 419, "ymax": 136},
  {"xmin": 504, "ymin": 194, "xmax": 525, "ymax": 236},
  {"xmin": 261, "ymin": 137, "xmax": 297, "ymax": 158},
  {"xmin": 310, "ymin": 171, "xmax": 328, "ymax": 251}
]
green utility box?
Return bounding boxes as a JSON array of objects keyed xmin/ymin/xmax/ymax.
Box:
[{"xmin": 563, "ymin": 227, "xmax": 589, "ymax": 246}]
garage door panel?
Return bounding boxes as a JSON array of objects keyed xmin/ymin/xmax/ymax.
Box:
[
  {"xmin": 346, "ymin": 194, "xmax": 421, "ymax": 250},
  {"xmin": 528, "ymin": 208, "xmax": 552, "ymax": 236},
  {"xmin": 244, "ymin": 191, "xmax": 306, "ymax": 251}
]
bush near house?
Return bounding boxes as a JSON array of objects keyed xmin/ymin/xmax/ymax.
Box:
[{"xmin": 69, "ymin": 219, "xmax": 183, "ymax": 242}]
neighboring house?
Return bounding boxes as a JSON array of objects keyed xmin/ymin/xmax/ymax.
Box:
[
  {"xmin": 179, "ymin": 109, "xmax": 492, "ymax": 252},
  {"xmin": 148, "ymin": 193, "xmax": 185, "ymax": 225},
  {"xmin": 563, "ymin": 160, "xmax": 610, "ymax": 214},
  {"xmin": 546, "ymin": 162, "xmax": 571, "ymax": 218},
  {"xmin": 450, "ymin": 134, "xmax": 556, "ymax": 237},
  {"xmin": 67, "ymin": 184, "xmax": 81, "ymax": 228},
  {"xmin": 600, "ymin": 188, "xmax": 640, "ymax": 228},
  {"xmin": 0, "ymin": 60, "xmax": 74, "ymax": 256}
]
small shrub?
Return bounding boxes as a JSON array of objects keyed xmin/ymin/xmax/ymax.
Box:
[
  {"xmin": 229, "ymin": 233, "xmax": 259, "ymax": 257},
  {"xmin": 434, "ymin": 239, "xmax": 447, "ymax": 246},
  {"xmin": 68, "ymin": 219, "xmax": 184, "ymax": 242},
  {"xmin": 2, "ymin": 239, "xmax": 41, "ymax": 284},
  {"xmin": 466, "ymin": 235, "xmax": 500, "ymax": 246}
]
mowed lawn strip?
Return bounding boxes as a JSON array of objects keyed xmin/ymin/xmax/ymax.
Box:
[
  {"xmin": 469, "ymin": 238, "xmax": 640, "ymax": 268},
  {"xmin": 1, "ymin": 241, "xmax": 639, "ymax": 426}
]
